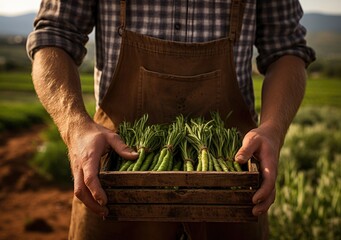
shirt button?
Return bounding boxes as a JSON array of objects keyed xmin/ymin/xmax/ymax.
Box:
[{"xmin": 174, "ymin": 23, "xmax": 181, "ymax": 30}]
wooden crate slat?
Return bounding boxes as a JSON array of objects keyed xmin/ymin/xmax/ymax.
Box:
[
  {"xmin": 100, "ymin": 171, "xmax": 259, "ymax": 188},
  {"xmin": 106, "ymin": 204, "xmax": 257, "ymax": 222},
  {"xmin": 106, "ymin": 189, "xmax": 255, "ymax": 205}
]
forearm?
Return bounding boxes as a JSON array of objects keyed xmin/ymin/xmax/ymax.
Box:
[
  {"xmin": 259, "ymin": 55, "xmax": 307, "ymax": 147},
  {"xmin": 31, "ymin": 47, "xmax": 137, "ymax": 216},
  {"xmin": 31, "ymin": 47, "xmax": 92, "ymax": 144},
  {"xmin": 235, "ymin": 55, "xmax": 307, "ymax": 215}
]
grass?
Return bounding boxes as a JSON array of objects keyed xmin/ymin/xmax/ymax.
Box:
[
  {"xmin": 0, "ymin": 102, "xmax": 48, "ymax": 132},
  {"xmin": 269, "ymin": 107, "xmax": 341, "ymax": 240},
  {"xmin": 0, "ymin": 72, "xmax": 94, "ymax": 93},
  {"xmin": 303, "ymin": 77, "xmax": 341, "ymax": 107},
  {"xmin": 252, "ymin": 75, "xmax": 341, "ymax": 110},
  {"xmin": 2, "ymin": 71, "xmax": 341, "ymax": 108},
  {"xmin": 0, "ymin": 72, "xmax": 95, "ymax": 132},
  {"xmin": 30, "ymin": 123, "xmax": 72, "ymax": 184}
]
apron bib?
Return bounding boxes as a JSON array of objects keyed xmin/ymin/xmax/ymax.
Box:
[
  {"xmin": 94, "ymin": 1, "xmax": 256, "ymax": 135},
  {"xmin": 70, "ymin": 1, "xmax": 268, "ymax": 239}
]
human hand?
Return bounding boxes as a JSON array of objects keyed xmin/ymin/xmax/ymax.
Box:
[
  {"xmin": 235, "ymin": 126, "xmax": 280, "ymax": 216},
  {"xmin": 67, "ymin": 120, "xmax": 138, "ymax": 217}
]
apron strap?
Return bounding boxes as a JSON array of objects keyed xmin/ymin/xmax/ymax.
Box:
[
  {"xmin": 119, "ymin": 0, "xmax": 127, "ymax": 35},
  {"xmin": 228, "ymin": 0, "xmax": 245, "ymax": 43}
]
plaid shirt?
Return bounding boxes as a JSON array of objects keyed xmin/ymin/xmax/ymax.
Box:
[{"xmin": 27, "ymin": 0, "xmax": 315, "ymax": 120}]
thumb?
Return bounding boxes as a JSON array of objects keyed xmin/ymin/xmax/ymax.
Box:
[
  {"xmin": 108, "ymin": 133, "xmax": 139, "ymax": 160},
  {"xmin": 235, "ymin": 135, "xmax": 259, "ymax": 164},
  {"xmin": 235, "ymin": 149, "xmax": 251, "ymax": 164}
]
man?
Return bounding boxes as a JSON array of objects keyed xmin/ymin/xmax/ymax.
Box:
[{"xmin": 27, "ymin": 1, "xmax": 315, "ymax": 239}]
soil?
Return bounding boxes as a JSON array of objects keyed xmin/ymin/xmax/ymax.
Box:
[{"xmin": 0, "ymin": 125, "xmax": 73, "ymax": 240}]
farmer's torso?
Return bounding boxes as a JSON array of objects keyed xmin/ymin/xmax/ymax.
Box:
[{"xmin": 94, "ymin": 0, "xmax": 257, "ymax": 121}]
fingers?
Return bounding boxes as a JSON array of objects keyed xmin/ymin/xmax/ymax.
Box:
[
  {"xmin": 252, "ymin": 151, "xmax": 277, "ymax": 204},
  {"xmin": 235, "ymin": 130, "xmax": 278, "ymax": 216},
  {"xmin": 72, "ymin": 130, "xmax": 137, "ymax": 217},
  {"xmin": 73, "ymin": 166, "xmax": 109, "ymax": 217},
  {"xmin": 82, "ymin": 154, "xmax": 108, "ymax": 206},
  {"xmin": 252, "ymin": 188, "xmax": 276, "ymax": 216},
  {"xmin": 107, "ymin": 133, "xmax": 139, "ymax": 160},
  {"xmin": 69, "ymin": 124, "xmax": 133, "ymax": 217},
  {"xmin": 71, "ymin": 138, "xmax": 109, "ymax": 217}
]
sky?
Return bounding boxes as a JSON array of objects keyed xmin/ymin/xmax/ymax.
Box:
[{"xmin": 0, "ymin": 0, "xmax": 340, "ymax": 16}]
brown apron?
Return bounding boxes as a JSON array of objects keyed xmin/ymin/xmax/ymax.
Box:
[{"xmin": 69, "ymin": 0, "xmax": 268, "ymax": 239}]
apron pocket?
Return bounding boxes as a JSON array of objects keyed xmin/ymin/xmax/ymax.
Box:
[{"xmin": 138, "ymin": 67, "xmax": 222, "ymax": 123}]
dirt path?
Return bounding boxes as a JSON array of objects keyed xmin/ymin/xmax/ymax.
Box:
[{"xmin": 0, "ymin": 126, "xmax": 73, "ymax": 240}]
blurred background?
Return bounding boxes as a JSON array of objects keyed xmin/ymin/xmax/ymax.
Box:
[{"xmin": 0, "ymin": 1, "xmax": 340, "ymax": 239}]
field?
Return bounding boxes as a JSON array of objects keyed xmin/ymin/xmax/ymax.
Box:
[
  {"xmin": 0, "ymin": 72, "xmax": 95, "ymax": 132},
  {"xmin": 252, "ymin": 74, "xmax": 341, "ymax": 109},
  {"xmin": 0, "ymin": 72, "xmax": 340, "ymax": 239},
  {"xmin": 1, "ymin": 72, "xmax": 341, "ymax": 116}
]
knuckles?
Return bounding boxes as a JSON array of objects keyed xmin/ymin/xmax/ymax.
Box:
[
  {"xmin": 74, "ymin": 187, "xmax": 84, "ymax": 200},
  {"xmin": 84, "ymin": 174, "xmax": 97, "ymax": 187}
]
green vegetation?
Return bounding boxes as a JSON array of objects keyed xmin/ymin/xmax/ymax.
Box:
[
  {"xmin": 252, "ymin": 75, "xmax": 341, "ymax": 110},
  {"xmin": 269, "ymin": 107, "xmax": 341, "ymax": 240},
  {"xmin": 303, "ymin": 78, "xmax": 341, "ymax": 108},
  {"xmin": 0, "ymin": 72, "xmax": 95, "ymax": 132},
  {"xmin": 113, "ymin": 113, "xmax": 244, "ymax": 173},
  {"xmin": 0, "ymin": 72, "xmax": 94, "ymax": 93},
  {"xmin": 0, "ymin": 72, "xmax": 34, "ymax": 91},
  {"xmin": 30, "ymin": 123, "xmax": 72, "ymax": 184},
  {"xmin": 0, "ymin": 103, "xmax": 48, "ymax": 132}
]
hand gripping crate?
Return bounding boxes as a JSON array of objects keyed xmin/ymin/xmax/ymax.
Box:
[{"xmin": 99, "ymin": 159, "xmax": 260, "ymax": 222}]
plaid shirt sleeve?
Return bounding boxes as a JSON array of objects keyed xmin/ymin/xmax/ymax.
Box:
[
  {"xmin": 255, "ymin": 1, "xmax": 316, "ymax": 74},
  {"xmin": 26, "ymin": 0, "xmax": 96, "ymax": 65}
]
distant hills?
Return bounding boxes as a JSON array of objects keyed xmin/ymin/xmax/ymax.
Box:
[
  {"xmin": 0, "ymin": 13, "xmax": 36, "ymax": 36},
  {"xmin": 0, "ymin": 12, "xmax": 340, "ymax": 37},
  {"xmin": 301, "ymin": 13, "xmax": 341, "ymax": 33},
  {"xmin": 0, "ymin": 12, "xmax": 340, "ymax": 64}
]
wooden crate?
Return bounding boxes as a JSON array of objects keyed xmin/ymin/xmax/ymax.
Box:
[{"xmin": 99, "ymin": 160, "xmax": 260, "ymax": 222}]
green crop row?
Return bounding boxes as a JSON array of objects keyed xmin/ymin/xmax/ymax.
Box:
[
  {"xmin": 0, "ymin": 72, "xmax": 94, "ymax": 93},
  {"xmin": 0, "ymin": 103, "xmax": 48, "ymax": 132},
  {"xmin": 268, "ymin": 107, "xmax": 341, "ymax": 240}
]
